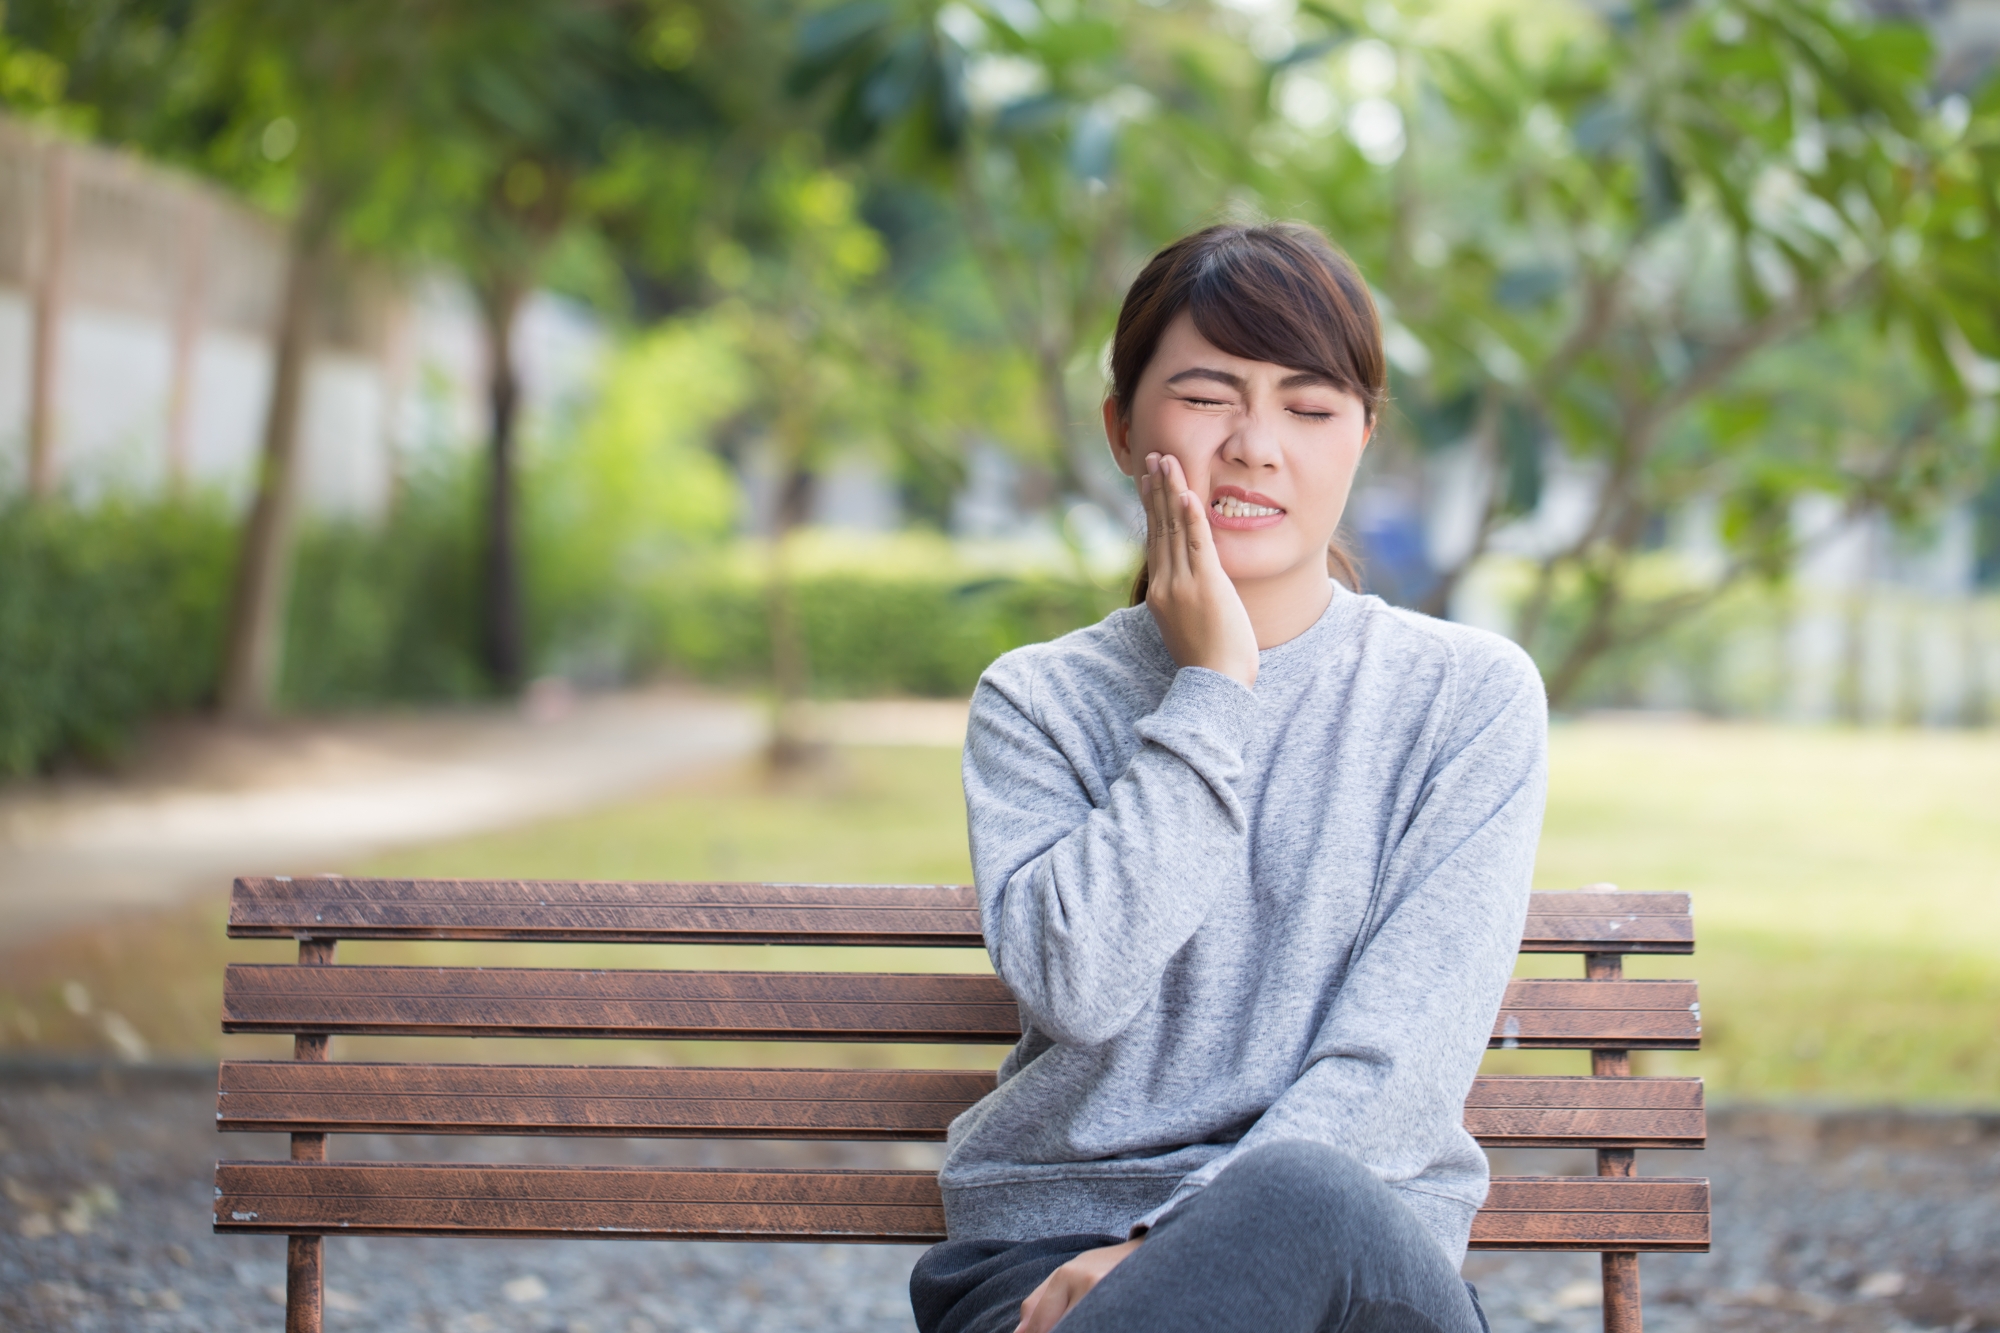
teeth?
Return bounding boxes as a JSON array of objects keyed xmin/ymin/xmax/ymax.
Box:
[{"xmin": 1213, "ymin": 496, "xmax": 1282, "ymax": 518}]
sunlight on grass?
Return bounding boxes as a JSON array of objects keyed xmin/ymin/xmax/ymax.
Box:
[{"xmin": 1483, "ymin": 718, "xmax": 2000, "ymax": 1104}]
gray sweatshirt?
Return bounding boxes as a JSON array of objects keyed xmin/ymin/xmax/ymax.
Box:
[{"xmin": 940, "ymin": 587, "xmax": 1547, "ymax": 1266}]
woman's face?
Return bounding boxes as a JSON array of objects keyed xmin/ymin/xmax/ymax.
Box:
[{"xmin": 1104, "ymin": 311, "xmax": 1372, "ymax": 589}]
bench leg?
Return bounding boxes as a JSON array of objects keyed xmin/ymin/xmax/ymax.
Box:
[
  {"xmin": 286, "ymin": 938, "xmax": 336, "ymax": 1333},
  {"xmin": 1596, "ymin": 1143, "xmax": 1642, "ymax": 1330},
  {"xmin": 1601, "ymin": 1251, "xmax": 1641, "ymax": 1333},
  {"xmin": 1585, "ymin": 952, "xmax": 1644, "ymax": 1333},
  {"xmin": 287, "ymin": 1235, "xmax": 323, "ymax": 1333}
]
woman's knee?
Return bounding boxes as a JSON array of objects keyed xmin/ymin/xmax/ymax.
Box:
[{"xmin": 1213, "ymin": 1140, "xmax": 1384, "ymax": 1216}]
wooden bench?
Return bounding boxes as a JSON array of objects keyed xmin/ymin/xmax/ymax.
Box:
[{"xmin": 213, "ymin": 878, "xmax": 1707, "ymax": 1333}]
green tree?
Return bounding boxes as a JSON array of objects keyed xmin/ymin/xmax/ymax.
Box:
[
  {"xmin": 1264, "ymin": 0, "xmax": 1999, "ymax": 703},
  {"xmin": 135, "ymin": 0, "xmax": 441, "ymax": 718},
  {"xmin": 793, "ymin": 0, "xmax": 1273, "ymax": 511},
  {"xmin": 404, "ymin": 2, "xmax": 728, "ymax": 690}
]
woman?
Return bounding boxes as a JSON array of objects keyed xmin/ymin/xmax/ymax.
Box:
[{"xmin": 911, "ymin": 223, "xmax": 1546, "ymax": 1333}]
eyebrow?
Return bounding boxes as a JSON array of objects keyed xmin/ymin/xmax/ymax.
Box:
[{"xmin": 1165, "ymin": 366, "xmax": 1341, "ymax": 392}]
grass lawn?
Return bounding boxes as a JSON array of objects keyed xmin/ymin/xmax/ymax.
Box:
[
  {"xmin": 4, "ymin": 719, "xmax": 1995, "ymax": 1104},
  {"xmin": 1513, "ymin": 717, "xmax": 2000, "ymax": 1103}
]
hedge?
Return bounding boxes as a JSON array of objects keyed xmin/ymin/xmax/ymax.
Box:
[
  {"xmin": 636, "ymin": 568, "xmax": 1124, "ymax": 696},
  {"xmin": 0, "ymin": 496, "xmax": 1124, "ymax": 774},
  {"xmin": 0, "ymin": 498, "xmax": 234, "ymax": 774}
]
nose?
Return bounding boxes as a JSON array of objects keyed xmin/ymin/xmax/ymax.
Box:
[{"xmin": 1221, "ymin": 405, "xmax": 1283, "ymax": 472}]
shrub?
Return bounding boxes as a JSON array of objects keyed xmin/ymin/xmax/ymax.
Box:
[
  {"xmin": 282, "ymin": 469, "xmax": 488, "ymax": 709},
  {"xmin": 0, "ymin": 497, "xmax": 234, "ymax": 775},
  {"xmin": 0, "ymin": 487, "xmax": 1126, "ymax": 774},
  {"xmin": 635, "ymin": 561, "xmax": 1123, "ymax": 697}
]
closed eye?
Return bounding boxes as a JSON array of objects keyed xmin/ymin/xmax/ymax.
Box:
[
  {"xmin": 1290, "ymin": 408, "xmax": 1334, "ymax": 421},
  {"xmin": 1176, "ymin": 395, "xmax": 1232, "ymax": 408}
]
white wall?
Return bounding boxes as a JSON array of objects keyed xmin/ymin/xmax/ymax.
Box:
[{"xmin": 0, "ymin": 121, "xmax": 604, "ymax": 520}]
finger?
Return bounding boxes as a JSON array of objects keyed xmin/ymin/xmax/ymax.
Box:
[
  {"xmin": 1022, "ymin": 1278, "xmax": 1074, "ymax": 1333},
  {"xmin": 1181, "ymin": 473, "xmax": 1217, "ymax": 567},
  {"xmin": 1159, "ymin": 457, "xmax": 1186, "ymax": 570},
  {"xmin": 1140, "ymin": 460, "xmax": 1165, "ymax": 560},
  {"xmin": 1162, "ymin": 456, "xmax": 1195, "ymax": 581},
  {"xmin": 1017, "ymin": 1272, "xmax": 1052, "ymax": 1333},
  {"xmin": 1143, "ymin": 460, "xmax": 1173, "ymax": 594},
  {"xmin": 1136, "ymin": 458, "xmax": 1156, "ymax": 547}
]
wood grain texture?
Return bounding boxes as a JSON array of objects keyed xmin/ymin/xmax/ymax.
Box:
[
  {"xmin": 229, "ymin": 879, "xmax": 1690, "ymax": 953},
  {"xmin": 213, "ymin": 1163, "xmax": 948, "ymax": 1243},
  {"xmin": 228, "ymin": 878, "xmax": 983, "ymax": 946},
  {"xmin": 1521, "ymin": 893, "xmax": 1693, "ymax": 954},
  {"xmin": 1492, "ymin": 980, "xmax": 1701, "ymax": 1050},
  {"xmin": 213, "ymin": 1163, "xmax": 1708, "ymax": 1252},
  {"xmin": 221, "ymin": 966, "xmax": 1023, "ymax": 1043},
  {"xmin": 285, "ymin": 1236, "xmax": 321, "ymax": 1333},
  {"xmin": 1602, "ymin": 1251, "xmax": 1643, "ymax": 1333},
  {"xmin": 216, "ymin": 1063, "xmax": 998, "ymax": 1139},
  {"xmin": 1463, "ymin": 1076, "xmax": 1704, "ymax": 1148},
  {"xmin": 1469, "ymin": 1178, "xmax": 1710, "ymax": 1252},
  {"xmin": 222, "ymin": 968, "xmax": 1697, "ymax": 1050},
  {"xmin": 216, "ymin": 1064, "xmax": 1704, "ymax": 1148}
]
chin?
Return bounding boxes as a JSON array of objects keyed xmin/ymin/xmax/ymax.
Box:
[{"xmin": 1215, "ymin": 539, "xmax": 1317, "ymax": 585}]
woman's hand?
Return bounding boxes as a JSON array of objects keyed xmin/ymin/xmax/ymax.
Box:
[
  {"xmin": 1140, "ymin": 452, "xmax": 1259, "ymax": 689},
  {"xmin": 1016, "ymin": 1239, "xmax": 1143, "ymax": 1333}
]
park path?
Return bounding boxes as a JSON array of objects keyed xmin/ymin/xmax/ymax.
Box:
[{"xmin": 0, "ymin": 685, "xmax": 770, "ymax": 945}]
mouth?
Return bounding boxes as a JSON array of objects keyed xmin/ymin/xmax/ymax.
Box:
[{"xmin": 1209, "ymin": 486, "xmax": 1286, "ymax": 530}]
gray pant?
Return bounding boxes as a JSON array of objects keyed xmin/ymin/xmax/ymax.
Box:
[{"xmin": 910, "ymin": 1142, "xmax": 1489, "ymax": 1333}]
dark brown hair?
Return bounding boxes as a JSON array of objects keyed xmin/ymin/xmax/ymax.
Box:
[{"xmin": 1112, "ymin": 222, "xmax": 1385, "ymax": 603}]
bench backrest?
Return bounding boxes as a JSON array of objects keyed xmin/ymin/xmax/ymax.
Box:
[{"xmin": 214, "ymin": 878, "xmax": 1705, "ymax": 1333}]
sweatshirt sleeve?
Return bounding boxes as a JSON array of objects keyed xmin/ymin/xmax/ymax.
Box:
[
  {"xmin": 962, "ymin": 656, "xmax": 1260, "ymax": 1047},
  {"xmin": 1130, "ymin": 642, "xmax": 1547, "ymax": 1241}
]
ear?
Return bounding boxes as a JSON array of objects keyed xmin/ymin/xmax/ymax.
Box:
[{"xmin": 1103, "ymin": 396, "xmax": 1139, "ymax": 477}]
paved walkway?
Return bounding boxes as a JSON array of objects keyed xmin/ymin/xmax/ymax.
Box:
[{"xmin": 0, "ymin": 687, "xmax": 767, "ymax": 944}]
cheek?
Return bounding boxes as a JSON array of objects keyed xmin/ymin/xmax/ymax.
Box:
[
  {"xmin": 1133, "ymin": 410, "xmax": 1215, "ymax": 477},
  {"xmin": 1289, "ymin": 436, "xmax": 1365, "ymax": 522}
]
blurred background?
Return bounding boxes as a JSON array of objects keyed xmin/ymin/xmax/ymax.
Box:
[{"xmin": 0, "ymin": 0, "xmax": 1998, "ymax": 1328}]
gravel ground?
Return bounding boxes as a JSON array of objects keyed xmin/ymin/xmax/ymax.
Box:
[{"xmin": 2, "ymin": 1067, "xmax": 1995, "ymax": 1333}]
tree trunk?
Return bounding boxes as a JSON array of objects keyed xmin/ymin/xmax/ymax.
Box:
[
  {"xmin": 26, "ymin": 145, "xmax": 72, "ymax": 499},
  {"xmin": 479, "ymin": 279, "xmax": 528, "ymax": 693},
  {"xmin": 765, "ymin": 450, "xmax": 818, "ymax": 769},
  {"xmin": 1542, "ymin": 568, "xmax": 1625, "ymax": 710},
  {"xmin": 217, "ymin": 196, "xmax": 331, "ymax": 721}
]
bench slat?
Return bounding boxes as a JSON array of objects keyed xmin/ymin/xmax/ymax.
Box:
[
  {"xmin": 216, "ymin": 1063, "xmax": 995, "ymax": 1140},
  {"xmin": 1462, "ymin": 1076, "xmax": 1704, "ymax": 1147},
  {"xmin": 1472, "ymin": 1176, "xmax": 1711, "ymax": 1251},
  {"xmin": 211, "ymin": 1162, "xmax": 1708, "ymax": 1251},
  {"xmin": 215, "ymin": 1063, "xmax": 1704, "ymax": 1148},
  {"xmin": 229, "ymin": 879, "xmax": 1692, "ymax": 954},
  {"xmin": 1495, "ymin": 979, "xmax": 1701, "ymax": 1049},
  {"xmin": 221, "ymin": 968, "xmax": 1700, "ymax": 1050},
  {"xmin": 229, "ymin": 878, "xmax": 983, "ymax": 947},
  {"xmin": 1520, "ymin": 893, "xmax": 1692, "ymax": 954},
  {"xmin": 221, "ymin": 966, "xmax": 1025, "ymax": 1044}
]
